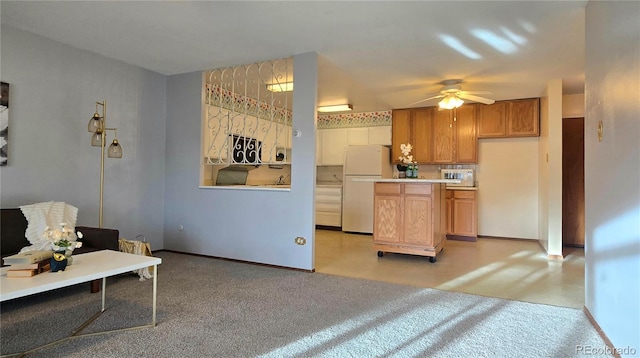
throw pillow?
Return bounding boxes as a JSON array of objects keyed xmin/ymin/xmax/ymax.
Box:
[{"xmin": 19, "ymin": 201, "xmax": 78, "ymax": 252}]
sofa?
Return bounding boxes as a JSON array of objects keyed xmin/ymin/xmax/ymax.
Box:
[{"xmin": 1, "ymin": 208, "xmax": 120, "ymax": 292}]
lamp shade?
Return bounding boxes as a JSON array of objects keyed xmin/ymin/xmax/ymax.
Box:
[
  {"xmin": 438, "ymin": 95, "xmax": 464, "ymax": 110},
  {"xmin": 91, "ymin": 132, "xmax": 103, "ymax": 147},
  {"xmin": 88, "ymin": 113, "xmax": 102, "ymax": 133},
  {"xmin": 107, "ymin": 139, "xmax": 123, "ymax": 158}
]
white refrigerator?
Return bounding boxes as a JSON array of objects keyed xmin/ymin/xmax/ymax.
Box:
[{"xmin": 342, "ymin": 145, "xmax": 393, "ymax": 234}]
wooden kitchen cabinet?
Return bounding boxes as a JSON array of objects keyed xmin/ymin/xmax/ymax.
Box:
[
  {"xmin": 432, "ymin": 109, "xmax": 453, "ymax": 163},
  {"xmin": 446, "ymin": 189, "xmax": 477, "ymax": 240},
  {"xmin": 455, "ymin": 105, "xmax": 478, "ymax": 163},
  {"xmin": 477, "ymin": 98, "xmax": 540, "ymax": 138},
  {"xmin": 391, "ymin": 108, "xmax": 433, "ymax": 164},
  {"xmin": 373, "ymin": 182, "xmax": 446, "ymax": 262},
  {"xmin": 508, "ymin": 98, "xmax": 539, "ymax": 136},
  {"xmin": 432, "ymin": 105, "xmax": 477, "ymax": 163}
]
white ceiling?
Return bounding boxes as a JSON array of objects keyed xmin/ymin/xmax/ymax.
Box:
[{"xmin": 1, "ymin": 1, "xmax": 587, "ymax": 112}]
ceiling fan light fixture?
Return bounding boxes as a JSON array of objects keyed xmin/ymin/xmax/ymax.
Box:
[{"xmin": 438, "ymin": 95, "xmax": 464, "ymax": 109}]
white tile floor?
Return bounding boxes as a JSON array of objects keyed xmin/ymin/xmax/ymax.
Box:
[{"xmin": 314, "ymin": 229, "xmax": 585, "ymax": 308}]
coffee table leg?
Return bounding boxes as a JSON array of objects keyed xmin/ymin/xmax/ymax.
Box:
[
  {"xmin": 152, "ymin": 264, "xmax": 158, "ymax": 326},
  {"xmin": 101, "ymin": 277, "xmax": 106, "ymax": 312}
]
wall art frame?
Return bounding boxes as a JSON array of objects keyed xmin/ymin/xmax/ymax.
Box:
[{"xmin": 0, "ymin": 81, "xmax": 9, "ymax": 166}]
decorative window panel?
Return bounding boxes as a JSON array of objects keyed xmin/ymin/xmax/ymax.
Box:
[{"xmin": 203, "ymin": 58, "xmax": 293, "ymax": 166}]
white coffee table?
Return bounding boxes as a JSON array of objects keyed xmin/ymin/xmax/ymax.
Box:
[{"xmin": 0, "ymin": 249, "xmax": 162, "ymax": 357}]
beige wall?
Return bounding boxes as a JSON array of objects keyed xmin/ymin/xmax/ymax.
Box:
[
  {"xmin": 463, "ymin": 94, "xmax": 585, "ymax": 241},
  {"xmin": 477, "ymin": 138, "xmax": 539, "ymax": 239},
  {"xmin": 538, "ymin": 79, "xmax": 564, "ymax": 256},
  {"xmin": 562, "ymin": 93, "xmax": 585, "ymax": 118},
  {"xmin": 584, "ymin": 1, "xmax": 640, "ymax": 347}
]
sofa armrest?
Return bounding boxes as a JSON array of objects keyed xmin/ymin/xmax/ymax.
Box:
[
  {"xmin": 75, "ymin": 226, "xmax": 119, "ymax": 252},
  {"xmin": 1, "ymin": 208, "xmax": 30, "ymax": 258}
]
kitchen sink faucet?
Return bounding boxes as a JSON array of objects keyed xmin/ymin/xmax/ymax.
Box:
[{"xmin": 276, "ymin": 174, "xmax": 289, "ymax": 185}]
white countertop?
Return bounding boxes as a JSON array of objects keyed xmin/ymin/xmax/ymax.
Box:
[{"xmin": 354, "ymin": 178, "xmax": 462, "ymax": 184}]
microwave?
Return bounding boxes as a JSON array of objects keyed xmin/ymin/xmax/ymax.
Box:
[{"xmin": 441, "ymin": 169, "xmax": 475, "ymax": 187}]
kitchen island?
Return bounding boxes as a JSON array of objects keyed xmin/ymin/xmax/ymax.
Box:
[{"xmin": 357, "ymin": 179, "xmax": 460, "ymax": 262}]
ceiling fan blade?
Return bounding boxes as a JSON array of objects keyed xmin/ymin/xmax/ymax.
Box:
[
  {"xmin": 460, "ymin": 90, "xmax": 492, "ymax": 95},
  {"xmin": 458, "ymin": 93, "xmax": 495, "ymax": 105},
  {"xmin": 405, "ymin": 94, "xmax": 444, "ymax": 107}
]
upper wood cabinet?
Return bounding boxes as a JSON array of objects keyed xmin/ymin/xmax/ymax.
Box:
[
  {"xmin": 432, "ymin": 109, "xmax": 453, "ymax": 163},
  {"xmin": 393, "ymin": 106, "xmax": 477, "ymax": 164},
  {"xmin": 392, "ymin": 108, "xmax": 434, "ymax": 164},
  {"xmin": 454, "ymin": 105, "xmax": 478, "ymax": 163},
  {"xmin": 432, "ymin": 105, "xmax": 477, "ymax": 164},
  {"xmin": 477, "ymin": 98, "xmax": 540, "ymax": 138}
]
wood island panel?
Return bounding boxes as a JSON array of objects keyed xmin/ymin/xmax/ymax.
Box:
[{"xmin": 373, "ymin": 181, "xmax": 446, "ymax": 261}]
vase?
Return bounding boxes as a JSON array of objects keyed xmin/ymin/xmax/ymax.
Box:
[
  {"xmin": 50, "ymin": 250, "xmax": 68, "ymax": 272},
  {"xmin": 65, "ymin": 248, "xmax": 74, "ymax": 266}
]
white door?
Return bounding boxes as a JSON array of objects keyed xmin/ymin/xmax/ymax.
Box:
[{"xmin": 342, "ymin": 175, "xmax": 378, "ymax": 234}]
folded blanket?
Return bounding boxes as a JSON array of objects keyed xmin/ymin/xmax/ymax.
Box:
[
  {"xmin": 119, "ymin": 238, "xmax": 154, "ymax": 281},
  {"xmin": 19, "ymin": 201, "xmax": 78, "ymax": 252}
]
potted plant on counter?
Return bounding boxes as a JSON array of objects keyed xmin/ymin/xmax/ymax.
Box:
[{"xmin": 397, "ymin": 143, "xmax": 416, "ymax": 178}]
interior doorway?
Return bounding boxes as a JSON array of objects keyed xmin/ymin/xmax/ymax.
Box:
[{"xmin": 562, "ymin": 117, "xmax": 585, "ymax": 248}]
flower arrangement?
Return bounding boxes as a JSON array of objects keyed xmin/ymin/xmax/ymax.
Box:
[
  {"xmin": 397, "ymin": 143, "xmax": 415, "ymax": 171},
  {"xmin": 43, "ymin": 223, "xmax": 83, "ymax": 252}
]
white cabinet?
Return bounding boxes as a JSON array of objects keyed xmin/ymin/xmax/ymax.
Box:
[
  {"xmin": 319, "ymin": 128, "xmax": 348, "ymax": 166},
  {"xmin": 316, "ymin": 126, "xmax": 392, "ymax": 166},
  {"xmin": 368, "ymin": 126, "xmax": 392, "ymax": 146},
  {"xmin": 315, "ymin": 186, "xmax": 343, "ymax": 227},
  {"xmin": 203, "ymin": 105, "xmax": 230, "ymax": 162},
  {"xmin": 276, "ymin": 125, "xmax": 292, "ymax": 148},
  {"xmin": 348, "ymin": 128, "xmax": 369, "ymax": 145},
  {"xmin": 258, "ymin": 119, "xmax": 291, "ymax": 163},
  {"xmin": 316, "ymin": 130, "xmax": 323, "ymax": 165}
]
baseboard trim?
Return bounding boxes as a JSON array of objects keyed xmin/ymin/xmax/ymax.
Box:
[
  {"xmin": 315, "ymin": 225, "xmax": 342, "ymax": 231},
  {"xmin": 158, "ymin": 249, "xmax": 315, "ymax": 273},
  {"xmin": 447, "ymin": 234, "xmax": 477, "ymax": 242},
  {"xmin": 477, "ymin": 235, "xmax": 538, "ymax": 241},
  {"xmin": 583, "ymin": 306, "xmax": 621, "ymax": 358}
]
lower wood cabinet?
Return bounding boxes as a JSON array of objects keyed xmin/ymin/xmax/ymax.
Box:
[
  {"xmin": 373, "ymin": 182, "xmax": 446, "ymax": 262},
  {"xmin": 446, "ymin": 189, "xmax": 478, "ymax": 240}
]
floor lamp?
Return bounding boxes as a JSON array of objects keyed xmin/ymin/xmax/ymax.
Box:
[{"xmin": 87, "ymin": 100, "xmax": 122, "ymax": 228}]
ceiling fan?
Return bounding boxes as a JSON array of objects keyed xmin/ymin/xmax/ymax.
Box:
[{"xmin": 408, "ymin": 79, "xmax": 495, "ymax": 109}]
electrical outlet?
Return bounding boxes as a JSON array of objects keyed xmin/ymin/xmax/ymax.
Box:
[{"xmin": 295, "ymin": 237, "xmax": 306, "ymax": 245}]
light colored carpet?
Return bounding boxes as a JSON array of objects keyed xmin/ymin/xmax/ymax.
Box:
[{"xmin": 1, "ymin": 251, "xmax": 610, "ymax": 357}]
